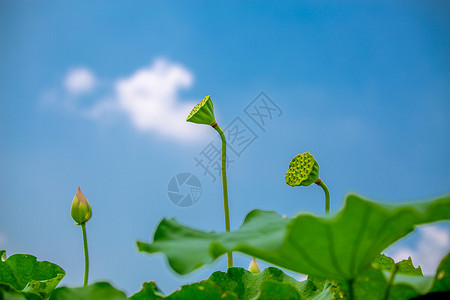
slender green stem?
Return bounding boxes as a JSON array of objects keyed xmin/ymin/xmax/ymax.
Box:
[
  {"xmin": 318, "ymin": 180, "xmax": 330, "ymax": 214},
  {"xmin": 81, "ymin": 223, "xmax": 89, "ymax": 287},
  {"xmin": 383, "ymin": 264, "xmax": 398, "ymax": 300},
  {"xmin": 214, "ymin": 125, "xmax": 233, "ymax": 268},
  {"xmin": 347, "ymin": 279, "xmax": 354, "ymax": 300}
]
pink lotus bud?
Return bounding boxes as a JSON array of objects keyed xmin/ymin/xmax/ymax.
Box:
[{"xmin": 70, "ymin": 187, "xmax": 92, "ymax": 224}]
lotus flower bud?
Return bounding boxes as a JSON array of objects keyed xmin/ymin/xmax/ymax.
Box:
[
  {"xmin": 249, "ymin": 257, "xmax": 261, "ymax": 273},
  {"xmin": 71, "ymin": 187, "xmax": 92, "ymax": 224},
  {"xmin": 285, "ymin": 152, "xmax": 319, "ymax": 187},
  {"xmin": 186, "ymin": 95, "xmax": 216, "ymax": 126}
]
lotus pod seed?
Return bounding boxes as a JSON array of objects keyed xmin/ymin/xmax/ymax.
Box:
[{"xmin": 285, "ymin": 152, "xmax": 320, "ymax": 187}]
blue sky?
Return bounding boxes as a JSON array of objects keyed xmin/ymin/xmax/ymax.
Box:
[{"xmin": 1, "ymin": 0, "xmax": 449, "ymax": 296}]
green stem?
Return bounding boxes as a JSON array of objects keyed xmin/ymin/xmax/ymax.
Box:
[
  {"xmin": 81, "ymin": 223, "xmax": 89, "ymax": 287},
  {"xmin": 214, "ymin": 125, "xmax": 233, "ymax": 268},
  {"xmin": 347, "ymin": 279, "xmax": 354, "ymax": 300},
  {"xmin": 383, "ymin": 264, "xmax": 398, "ymax": 300},
  {"xmin": 318, "ymin": 179, "xmax": 330, "ymax": 214}
]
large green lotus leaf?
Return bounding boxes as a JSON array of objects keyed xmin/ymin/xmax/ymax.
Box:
[
  {"xmin": 130, "ymin": 267, "xmax": 335, "ymax": 300},
  {"xmin": 0, "ymin": 252, "xmax": 65, "ymax": 299},
  {"xmin": 201, "ymin": 267, "xmax": 316, "ymax": 300},
  {"xmin": 137, "ymin": 194, "xmax": 450, "ymax": 281},
  {"xmin": 48, "ymin": 282, "xmax": 127, "ymax": 300},
  {"xmin": 201, "ymin": 268, "xmax": 337, "ymax": 300}
]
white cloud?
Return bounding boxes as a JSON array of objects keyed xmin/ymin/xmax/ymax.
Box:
[
  {"xmin": 386, "ymin": 225, "xmax": 450, "ymax": 275},
  {"xmin": 47, "ymin": 58, "xmax": 209, "ymax": 142},
  {"xmin": 64, "ymin": 67, "xmax": 97, "ymax": 94},
  {"xmin": 87, "ymin": 58, "xmax": 207, "ymax": 141}
]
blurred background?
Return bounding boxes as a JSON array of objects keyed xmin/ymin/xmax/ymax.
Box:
[{"xmin": 1, "ymin": 0, "xmax": 449, "ymax": 296}]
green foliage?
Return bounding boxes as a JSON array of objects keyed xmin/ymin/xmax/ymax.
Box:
[
  {"xmin": 137, "ymin": 194, "xmax": 450, "ymax": 279},
  {"xmin": 349, "ymin": 253, "xmax": 450, "ymax": 300},
  {"xmin": 202, "ymin": 267, "xmax": 312, "ymax": 299},
  {"xmin": 45, "ymin": 257, "xmax": 450, "ymax": 299},
  {"xmin": 0, "ymin": 251, "xmax": 65, "ymax": 300},
  {"xmin": 129, "ymin": 267, "xmax": 332, "ymax": 300},
  {"xmin": 49, "ymin": 282, "xmax": 127, "ymax": 300},
  {"xmin": 129, "ymin": 281, "xmax": 164, "ymax": 300},
  {"xmin": 372, "ymin": 254, "xmax": 423, "ymax": 276}
]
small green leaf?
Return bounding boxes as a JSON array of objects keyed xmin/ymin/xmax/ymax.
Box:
[
  {"xmin": 137, "ymin": 194, "xmax": 450, "ymax": 282},
  {"xmin": 349, "ymin": 253, "xmax": 450, "ymax": 299},
  {"xmin": 373, "ymin": 254, "xmax": 423, "ymax": 276},
  {"xmin": 308, "ymin": 283, "xmax": 338, "ymax": 300},
  {"xmin": 49, "ymin": 282, "xmax": 127, "ymax": 300},
  {"xmin": 129, "ymin": 281, "xmax": 164, "ymax": 300},
  {"xmin": 0, "ymin": 252, "xmax": 65, "ymax": 299}
]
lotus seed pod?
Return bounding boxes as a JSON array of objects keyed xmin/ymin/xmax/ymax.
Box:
[
  {"xmin": 249, "ymin": 257, "xmax": 261, "ymax": 273},
  {"xmin": 285, "ymin": 152, "xmax": 319, "ymax": 187},
  {"xmin": 71, "ymin": 187, "xmax": 92, "ymax": 224},
  {"xmin": 186, "ymin": 95, "xmax": 216, "ymax": 126}
]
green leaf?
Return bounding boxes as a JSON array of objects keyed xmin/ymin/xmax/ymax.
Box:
[
  {"xmin": 0, "ymin": 283, "xmax": 32, "ymax": 300},
  {"xmin": 308, "ymin": 283, "xmax": 338, "ymax": 300},
  {"xmin": 0, "ymin": 252, "xmax": 65, "ymax": 299},
  {"xmin": 348, "ymin": 253, "xmax": 450, "ymax": 300},
  {"xmin": 49, "ymin": 282, "xmax": 127, "ymax": 300},
  {"xmin": 431, "ymin": 252, "xmax": 450, "ymax": 292},
  {"xmin": 254, "ymin": 280, "xmax": 301, "ymax": 299},
  {"xmin": 204, "ymin": 267, "xmax": 314, "ymax": 300},
  {"xmin": 168, "ymin": 281, "xmax": 237, "ymax": 300},
  {"xmin": 130, "ymin": 268, "xmax": 333, "ymax": 300},
  {"xmin": 137, "ymin": 194, "xmax": 450, "ymax": 281},
  {"xmin": 373, "ymin": 254, "xmax": 423, "ymax": 276},
  {"xmin": 129, "ymin": 281, "xmax": 164, "ymax": 300}
]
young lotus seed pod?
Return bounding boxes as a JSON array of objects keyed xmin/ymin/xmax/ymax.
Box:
[
  {"xmin": 71, "ymin": 187, "xmax": 92, "ymax": 224},
  {"xmin": 249, "ymin": 257, "xmax": 261, "ymax": 273},
  {"xmin": 186, "ymin": 95, "xmax": 216, "ymax": 126},
  {"xmin": 285, "ymin": 152, "xmax": 319, "ymax": 187}
]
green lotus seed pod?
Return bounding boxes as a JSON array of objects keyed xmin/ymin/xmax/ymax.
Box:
[
  {"xmin": 71, "ymin": 187, "xmax": 92, "ymax": 224},
  {"xmin": 249, "ymin": 257, "xmax": 261, "ymax": 273},
  {"xmin": 186, "ymin": 95, "xmax": 216, "ymax": 126},
  {"xmin": 285, "ymin": 152, "xmax": 319, "ymax": 187}
]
